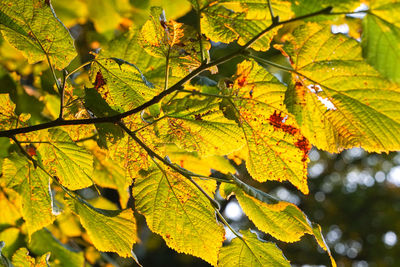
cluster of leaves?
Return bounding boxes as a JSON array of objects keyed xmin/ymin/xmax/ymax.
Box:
[{"xmin": 0, "ymin": 0, "xmax": 399, "ymax": 266}]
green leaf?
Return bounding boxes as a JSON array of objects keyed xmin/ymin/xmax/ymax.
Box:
[
  {"xmin": 84, "ymin": 88, "xmax": 124, "ymax": 148},
  {"xmin": 200, "ymin": 1, "xmax": 293, "ymax": 51},
  {"xmin": 29, "ymin": 229, "xmax": 85, "ymax": 267},
  {"xmin": 2, "ymin": 155, "xmax": 55, "ymax": 238},
  {"xmin": 134, "ymin": 163, "xmax": 225, "ymax": 266},
  {"xmin": 0, "ymin": 0, "xmax": 76, "ymax": 69},
  {"xmin": 99, "ymin": 27, "xmax": 165, "ymax": 83},
  {"xmin": 362, "ymin": 1, "xmax": 400, "ymax": 83},
  {"xmin": 218, "ymin": 230, "xmax": 290, "ymax": 267},
  {"xmin": 86, "ymin": 0, "xmax": 121, "ymax": 34},
  {"xmin": 0, "ymin": 228, "xmax": 21, "ymax": 260},
  {"xmin": 11, "ymin": 247, "xmax": 49, "ymax": 267},
  {"xmin": 290, "ymin": 0, "xmax": 359, "ymax": 20},
  {"xmin": 91, "ymin": 58, "xmax": 158, "ymax": 111},
  {"xmin": 159, "ymin": 93, "xmax": 245, "ymax": 156},
  {"xmin": 37, "ymin": 129, "xmax": 93, "ymax": 190},
  {"xmin": 66, "ymin": 196, "xmax": 138, "ymax": 258},
  {"xmin": 0, "ymin": 241, "xmax": 12, "ymax": 267},
  {"xmin": 230, "ymin": 60, "xmax": 311, "ymax": 194},
  {"xmin": 282, "ymin": 23, "xmax": 400, "ymax": 153}
]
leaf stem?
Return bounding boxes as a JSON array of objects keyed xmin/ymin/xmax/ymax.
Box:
[
  {"xmin": 59, "ymin": 70, "xmax": 68, "ymax": 119},
  {"xmin": 164, "ymin": 46, "xmax": 171, "ymax": 90},
  {"xmin": 65, "ymin": 60, "xmax": 94, "ymax": 81},
  {"xmin": 215, "ymin": 208, "xmax": 243, "ymax": 240},
  {"xmin": 267, "ymin": 0, "xmax": 278, "ymax": 24}
]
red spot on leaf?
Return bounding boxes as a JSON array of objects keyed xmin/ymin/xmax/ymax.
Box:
[
  {"xmin": 94, "ymin": 71, "xmax": 106, "ymax": 89},
  {"xmin": 269, "ymin": 110, "xmax": 299, "ymax": 135},
  {"xmin": 237, "ymin": 75, "xmax": 247, "ymax": 87},
  {"xmin": 26, "ymin": 146, "xmax": 36, "ymax": 157},
  {"xmin": 268, "ymin": 110, "xmax": 285, "ymax": 129},
  {"xmin": 295, "ymin": 137, "xmax": 311, "ymax": 162}
]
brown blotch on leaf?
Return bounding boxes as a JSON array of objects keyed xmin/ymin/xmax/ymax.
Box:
[
  {"xmin": 26, "ymin": 145, "xmax": 36, "ymax": 157},
  {"xmin": 194, "ymin": 114, "xmax": 203, "ymax": 121},
  {"xmin": 269, "ymin": 110, "xmax": 299, "ymax": 136},
  {"xmin": 94, "ymin": 71, "xmax": 106, "ymax": 90},
  {"xmin": 295, "ymin": 137, "xmax": 311, "ymax": 162}
]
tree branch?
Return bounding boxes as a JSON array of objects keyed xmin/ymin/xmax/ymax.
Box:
[{"xmin": 0, "ymin": 6, "xmax": 333, "ymax": 138}]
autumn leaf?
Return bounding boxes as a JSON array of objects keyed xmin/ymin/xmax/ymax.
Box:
[
  {"xmin": 281, "ymin": 23, "xmax": 400, "ymax": 153},
  {"xmin": 134, "ymin": 163, "xmax": 225, "ymax": 266},
  {"xmin": 218, "ymin": 230, "xmax": 290, "ymax": 267},
  {"xmin": 0, "ymin": 0, "xmax": 76, "ymax": 69},
  {"xmin": 2, "ymin": 155, "xmax": 55, "ymax": 238},
  {"xmin": 66, "ymin": 196, "xmax": 138, "ymax": 258},
  {"xmin": 362, "ymin": 0, "xmax": 400, "ymax": 83},
  {"xmin": 159, "ymin": 92, "xmax": 245, "ymax": 156},
  {"xmin": 37, "ymin": 129, "xmax": 94, "ymax": 190},
  {"xmin": 11, "ymin": 247, "xmax": 50, "ymax": 267},
  {"xmin": 228, "ymin": 60, "xmax": 311, "ymax": 194},
  {"xmin": 200, "ymin": 0, "xmax": 293, "ymax": 51}
]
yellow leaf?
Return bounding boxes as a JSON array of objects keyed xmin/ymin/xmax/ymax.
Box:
[
  {"xmin": 282, "ymin": 23, "xmax": 400, "ymax": 153},
  {"xmin": 231, "ymin": 60, "xmax": 311, "ymax": 194},
  {"xmin": 12, "ymin": 247, "xmax": 50, "ymax": 267},
  {"xmin": 218, "ymin": 230, "xmax": 290, "ymax": 267},
  {"xmin": 134, "ymin": 163, "xmax": 224, "ymax": 265},
  {"xmin": 2, "ymin": 155, "xmax": 55, "ymax": 238},
  {"xmin": 67, "ymin": 197, "xmax": 138, "ymax": 258},
  {"xmin": 221, "ymin": 182, "xmax": 336, "ymax": 266}
]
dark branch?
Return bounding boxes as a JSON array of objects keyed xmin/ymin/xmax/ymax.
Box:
[{"xmin": 0, "ymin": 7, "xmax": 333, "ymax": 138}]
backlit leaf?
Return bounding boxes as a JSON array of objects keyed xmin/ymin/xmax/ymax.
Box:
[
  {"xmin": 200, "ymin": 1, "xmax": 293, "ymax": 51},
  {"xmin": 90, "ymin": 58, "xmax": 158, "ymax": 112},
  {"xmin": 221, "ymin": 180, "xmax": 336, "ymax": 266},
  {"xmin": 139, "ymin": 7, "xmax": 205, "ymax": 76},
  {"xmin": 99, "ymin": 27, "xmax": 165, "ymax": 86},
  {"xmin": 282, "ymin": 23, "xmax": 400, "ymax": 153},
  {"xmin": 0, "ymin": 189, "xmax": 21, "ymax": 225},
  {"xmin": 66, "ymin": 196, "xmax": 138, "ymax": 258},
  {"xmin": 159, "ymin": 92, "xmax": 245, "ymax": 156},
  {"xmin": 218, "ymin": 230, "xmax": 290, "ymax": 267},
  {"xmin": 37, "ymin": 129, "xmax": 93, "ymax": 190},
  {"xmin": 230, "ymin": 60, "xmax": 311, "ymax": 194},
  {"xmin": 134, "ymin": 163, "xmax": 224, "ymax": 265},
  {"xmin": 0, "ymin": 0, "xmax": 76, "ymax": 69},
  {"xmin": 11, "ymin": 247, "xmax": 49, "ymax": 267},
  {"xmin": 164, "ymin": 143, "xmax": 236, "ymax": 176},
  {"xmin": 2, "ymin": 155, "xmax": 55, "ymax": 238},
  {"xmin": 0, "ymin": 94, "xmax": 29, "ymax": 131},
  {"xmin": 290, "ymin": 0, "xmax": 359, "ymax": 20},
  {"xmin": 29, "ymin": 229, "xmax": 85, "ymax": 267},
  {"xmin": 362, "ymin": 0, "xmax": 400, "ymax": 83}
]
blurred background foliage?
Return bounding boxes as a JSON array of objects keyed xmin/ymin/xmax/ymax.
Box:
[{"xmin": 0, "ymin": 0, "xmax": 398, "ymax": 266}]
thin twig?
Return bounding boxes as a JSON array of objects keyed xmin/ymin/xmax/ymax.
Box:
[
  {"xmin": 195, "ymin": 0, "xmax": 205, "ymax": 63},
  {"xmin": 65, "ymin": 60, "xmax": 94, "ymax": 81},
  {"xmin": 10, "ymin": 136, "xmax": 37, "ymax": 167},
  {"xmin": 118, "ymin": 121, "xmax": 220, "ymax": 209},
  {"xmin": 267, "ymin": 0, "xmax": 277, "ymax": 24}
]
